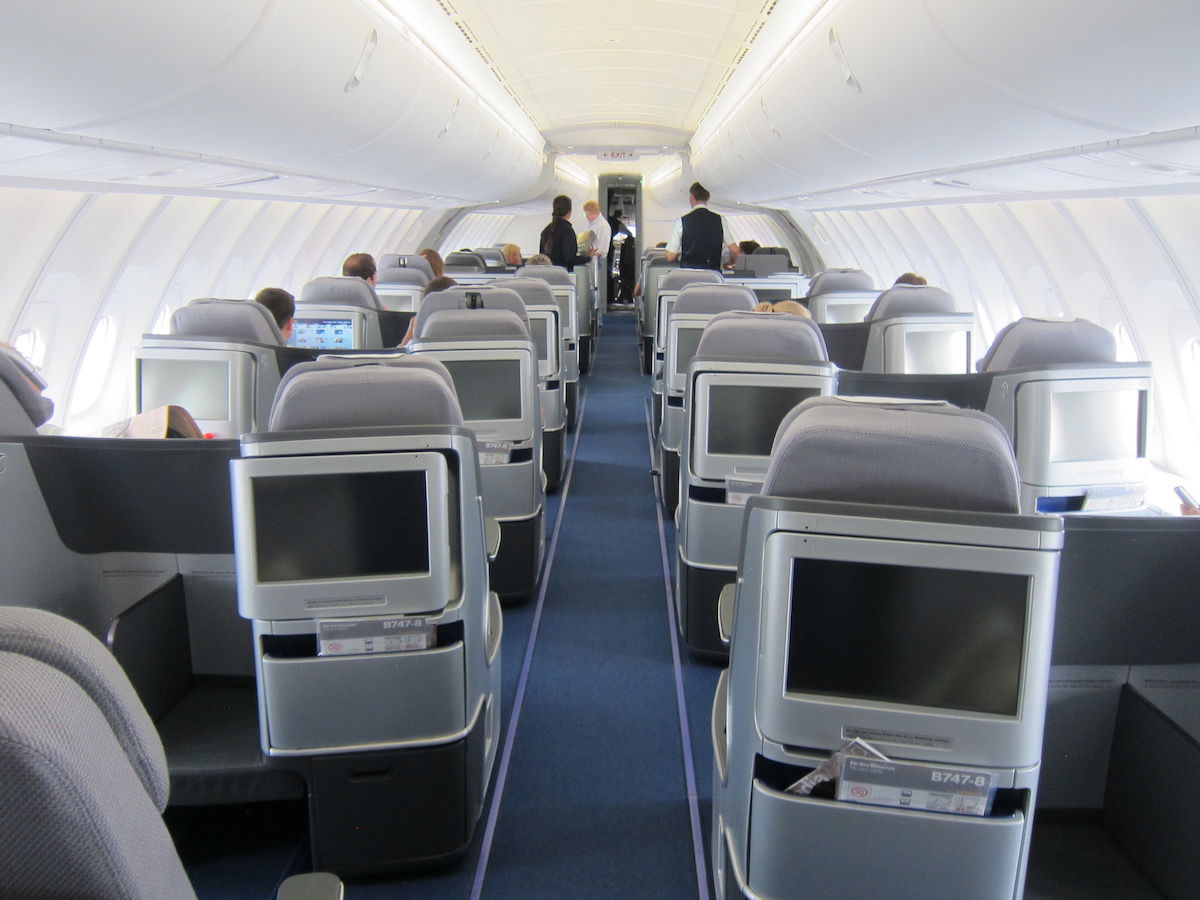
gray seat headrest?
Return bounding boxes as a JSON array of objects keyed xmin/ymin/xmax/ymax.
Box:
[
  {"xmin": 0, "ymin": 606, "xmax": 170, "ymax": 811},
  {"xmin": 764, "ymin": 397, "xmax": 1019, "ymax": 513},
  {"xmin": 500, "ymin": 277, "xmax": 556, "ymax": 307},
  {"xmin": 866, "ymin": 284, "xmax": 958, "ymax": 320},
  {"xmin": 807, "ymin": 268, "xmax": 874, "ymax": 298},
  {"xmin": 299, "ymin": 276, "xmax": 382, "ymax": 311},
  {"xmin": 415, "ymin": 286, "xmax": 530, "ymax": 336},
  {"xmin": 418, "ymin": 309, "xmax": 530, "ymax": 342},
  {"xmin": 274, "ymin": 353, "xmax": 457, "ymax": 399},
  {"xmin": 514, "ymin": 264, "xmax": 572, "ymax": 285},
  {"xmin": 170, "ymin": 298, "xmax": 284, "ymax": 345},
  {"xmin": 673, "ymin": 283, "xmax": 756, "ymax": 315},
  {"xmin": 269, "ymin": 365, "xmax": 463, "ymax": 431},
  {"xmin": 697, "ymin": 310, "xmax": 828, "ymax": 362},
  {"xmin": 0, "ymin": 346, "xmax": 53, "ymax": 432},
  {"xmin": 660, "ymin": 268, "xmax": 724, "ymax": 291},
  {"xmin": 977, "ymin": 317, "xmax": 1117, "ymax": 372},
  {"xmin": 376, "ymin": 268, "xmax": 426, "ymax": 287},
  {"xmin": 378, "ymin": 254, "xmax": 434, "ymax": 280},
  {"xmin": 444, "ymin": 251, "xmax": 487, "ymax": 273}
]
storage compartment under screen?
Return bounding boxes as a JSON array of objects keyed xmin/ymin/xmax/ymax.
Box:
[
  {"xmin": 261, "ymin": 641, "xmax": 466, "ymax": 751},
  {"xmin": 748, "ymin": 779, "xmax": 1028, "ymax": 899}
]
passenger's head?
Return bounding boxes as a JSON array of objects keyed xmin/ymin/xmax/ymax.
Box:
[
  {"xmin": 894, "ymin": 272, "xmax": 927, "ymax": 286},
  {"xmin": 773, "ymin": 299, "xmax": 812, "ymax": 319},
  {"xmin": 501, "ymin": 243, "xmax": 523, "ymax": 266},
  {"xmin": 583, "ymin": 200, "xmax": 600, "ymax": 222},
  {"xmin": 425, "ymin": 275, "xmax": 457, "ymax": 293},
  {"xmin": 253, "ymin": 287, "xmax": 295, "ymax": 340},
  {"xmin": 552, "ymin": 194, "xmax": 572, "ymax": 219},
  {"xmin": 738, "ymin": 239, "xmax": 761, "ymax": 256},
  {"xmin": 419, "ymin": 248, "xmax": 444, "ymax": 278},
  {"xmin": 688, "ymin": 182, "xmax": 711, "ymax": 206},
  {"xmin": 342, "ymin": 252, "xmax": 377, "ymax": 285},
  {"xmin": 527, "ymin": 253, "xmax": 552, "ymax": 266}
]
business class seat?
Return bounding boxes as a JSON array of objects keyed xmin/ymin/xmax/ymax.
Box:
[
  {"xmin": 408, "ymin": 304, "xmax": 545, "ymax": 601},
  {"xmin": 500, "ymin": 277, "xmax": 567, "ymax": 492},
  {"xmin": 241, "ymin": 362, "xmax": 502, "ymax": 874},
  {"xmin": 444, "ymin": 250, "xmax": 489, "ymax": 274},
  {"xmin": 373, "ymin": 265, "xmax": 426, "ymax": 313},
  {"xmin": 658, "ymin": 284, "xmax": 756, "ymax": 514},
  {"xmin": 298, "ymin": 276, "xmax": 408, "ymax": 349},
  {"xmin": 712, "ymin": 397, "xmax": 1062, "ymax": 900},
  {"xmin": 379, "ymin": 253, "xmax": 435, "ymax": 282},
  {"xmin": 636, "ymin": 255, "xmax": 677, "ymax": 373},
  {"xmin": 0, "ymin": 606, "xmax": 345, "ymax": 900},
  {"xmin": 0, "ymin": 344, "xmax": 53, "ymax": 435},
  {"xmin": 977, "ymin": 317, "xmax": 1152, "ymax": 514},
  {"xmin": 515, "ymin": 264, "xmax": 582, "ymax": 426},
  {"xmin": 861, "ymin": 283, "xmax": 974, "ymax": 373},
  {"xmin": 804, "ymin": 267, "xmax": 877, "ymax": 324},
  {"xmin": 654, "ymin": 268, "xmax": 727, "ymax": 371},
  {"xmin": 133, "ymin": 298, "xmax": 313, "ymax": 438},
  {"xmin": 675, "ymin": 311, "xmax": 835, "ymax": 657}
]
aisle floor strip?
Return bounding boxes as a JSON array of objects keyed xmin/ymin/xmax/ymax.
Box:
[
  {"xmin": 644, "ymin": 398, "xmax": 712, "ymax": 900},
  {"xmin": 469, "ymin": 388, "xmax": 591, "ymax": 899}
]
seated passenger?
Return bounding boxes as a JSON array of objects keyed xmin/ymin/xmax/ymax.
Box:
[
  {"xmin": 342, "ymin": 252, "xmax": 377, "ymax": 287},
  {"xmin": 420, "ymin": 248, "xmax": 445, "ymax": 278},
  {"xmin": 894, "ymin": 272, "xmax": 928, "ymax": 286},
  {"xmin": 253, "ymin": 287, "xmax": 295, "ymax": 342},
  {"xmin": 0, "ymin": 342, "xmax": 54, "ymax": 431},
  {"xmin": 501, "ymin": 243, "xmax": 524, "ymax": 268},
  {"xmin": 753, "ymin": 299, "xmax": 811, "ymax": 318},
  {"xmin": 526, "ymin": 253, "xmax": 553, "ymax": 267},
  {"xmin": 739, "ymin": 239, "xmax": 762, "ymax": 256}
]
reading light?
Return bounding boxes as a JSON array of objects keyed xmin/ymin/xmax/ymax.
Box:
[{"xmin": 345, "ymin": 29, "xmax": 379, "ymax": 92}]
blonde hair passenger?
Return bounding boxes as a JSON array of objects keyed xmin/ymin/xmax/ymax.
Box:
[{"xmin": 753, "ymin": 299, "xmax": 811, "ymax": 319}]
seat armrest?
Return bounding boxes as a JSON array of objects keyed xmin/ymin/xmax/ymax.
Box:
[
  {"xmin": 277, "ymin": 872, "xmax": 343, "ymax": 900},
  {"xmin": 718, "ymin": 583, "xmax": 737, "ymax": 646},
  {"xmin": 485, "ymin": 517, "xmax": 502, "ymax": 561}
]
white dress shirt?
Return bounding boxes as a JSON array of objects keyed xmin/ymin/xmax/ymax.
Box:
[{"xmin": 586, "ymin": 213, "xmax": 612, "ymax": 257}]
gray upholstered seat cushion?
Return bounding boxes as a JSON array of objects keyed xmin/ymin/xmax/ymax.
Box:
[
  {"xmin": 415, "ymin": 286, "xmax": 530, "ymax": 335},
  {"xmin": 379, "ymin": 254, "xmax": 434, "ymax": 280},
  {"xmin": 806, "ymin": 268, "xmax": 874, "ymax": 297},
  {"xmin": 269, "ymin": 366, "xmax": 464, "ymax": 430},
  {"xmin": 673, "ymin": 283, "xmax": 757, "ymax": 315},
  {"xmin": 376, "ymin": 267, "xmax": 426, "ymax": 286},
  {"xmin": 170, "ymin": 298, "xmax": 284, "ymax": 345},
  {"xmin": 866, "ymin": 284, "xmax": 958, "ymax": 320},
  {"xmin": 660, "ymin": 268, "xmax": 724, "ymax": 291},
  {"xmin": 500, "ymin": 277, "xmax": 556, "ymax": 307},
  {"xmin": 418, "ymin": 308, "xmax": 531, "ymax": 342},
  {"xmin": 0, "ymin": 651, "xmax": 197, "ymax": 899},
  {"xmin": 299, "ymin": 275, "xmax": 383, "ymax": 310},
  {"xmin": 514, "ymin": 264, "xmax": 572, "ymax": 285},
  {"xmin": 0, "ymin": 605, "xmax": 170, "ymax": 811},
  {"xmin": 764, "ymin": 396, "xmax": 1019, "ymax": 513},
  {"xmin": 697, "ymin": 310, "xmax": 828, "ymax": 362},
  {"xmin": 977, "ymin": 317, "xmax": 1116, "ymax": 372}
]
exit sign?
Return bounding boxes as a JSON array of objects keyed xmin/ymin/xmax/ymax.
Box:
[{"xmin": 597, "ymin": 150, "xmax": 640, "ymax": 161}]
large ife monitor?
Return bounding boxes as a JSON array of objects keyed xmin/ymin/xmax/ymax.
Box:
[
  {"xmin": 135, "ymin": 349, "xmax": 253, "ymax": 438},
  {"xmin": 436, "ymin": 353, "xmax": 531, "ymax": 442},
  {"xmin": 807, "ymin": 290, "xmax": 877, "ymax": 324},
  {"xmin": 551, "ymin": 287, "xmax": 577, "ymax": 338},
  {"xmin": 1013, "ymin": 375, "xmax": 1150, "ymax": 496},
  {"xmin": 524, "ymin": 308, "xmax": 559, "ymax": 379},
  {"xmin": 373, "ymin": 285, "xmax": 422, "ymax": 313},
  {"xmin": 693, "ymin": 377, "xmax": 824, "ymax": 480},
  {"xmin": 290, "ymin": 316, "xmax": 357, "ymax": 350},
  {"xmin": 883, "ymin": 323, "xmax": 972, "ymax": 374},
  {"xmin": 667, "ymin": 323, "xmax": 708, "ymax": 392},
  {"xmin": 756, "ymin": 525, "xmax": 1058, "ymax": 767},
  {"xmin": 233, "ymin": 450, "xmax": 454, "ymax": 620}
]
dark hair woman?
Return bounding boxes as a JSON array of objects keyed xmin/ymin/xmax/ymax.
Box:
[{"xmin": 539, "ymin": 195, "xmax": 591, "ymax": 271}]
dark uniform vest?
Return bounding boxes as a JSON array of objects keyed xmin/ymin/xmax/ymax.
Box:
[{"xmin": 680, "ymin": 206, "xmax": 724, "ymax": 271}]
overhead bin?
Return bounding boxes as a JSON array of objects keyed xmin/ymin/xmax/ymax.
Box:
[
  {"xmin": 688, "ymin": 0, "xmax": 1200, "ymax": 204},
  {"xmin": 0, "ymin": 0, "xmax": 543, "ymax": 203}
]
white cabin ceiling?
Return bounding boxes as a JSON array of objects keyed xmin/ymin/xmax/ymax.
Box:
[{"xmin": 436, "ymin": 0, "xmax": 781, "ymax": 152}]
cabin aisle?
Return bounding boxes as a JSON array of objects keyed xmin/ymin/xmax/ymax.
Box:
[{"xmin": 472, "ymin": 312, "xmax": 703, "ymax": 897}]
